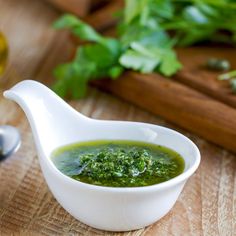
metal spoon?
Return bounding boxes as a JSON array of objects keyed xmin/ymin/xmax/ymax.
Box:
[{"xmin": 0, "ymin": 125, "xmax": 21, "ymax": 161}]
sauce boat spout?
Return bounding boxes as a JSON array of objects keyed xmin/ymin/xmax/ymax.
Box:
[
  {"xmin": 3, "ymin": 80, "xmax": 201, "ymax": 232},
  {"xmin": 4, "ymin": 80, "xmax": 89, "ymax": 156}
]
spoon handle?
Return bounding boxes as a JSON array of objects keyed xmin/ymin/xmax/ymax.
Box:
[
  {"xmin": 0, "ymin": 125, "xmax": 21, "ymax": 162},
  {"xmin": 0, "ymin": 132, "xmax": 5, "ymax": 161}
]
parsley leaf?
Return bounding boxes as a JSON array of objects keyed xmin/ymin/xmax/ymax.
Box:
[
  {"xmin": 53, "ymin": 14, "xmax": 102, "ymax": 42},
  {"xmin": 119, "ymin": 49, "xmax": 160, "ymax": 73},
  {"xmin": 159, "ymin": 50, "xmax": 182, "ymax": 76},
  {"xmin": 53, "ymin": 16, "xmax": 122, "ymax": 98},
  {"xmin": 53, "ymin": 1, "xmax": 236, "ymax": 98}
]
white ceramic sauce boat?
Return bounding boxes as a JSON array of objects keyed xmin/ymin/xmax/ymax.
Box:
[{"xmin": 4, "ymin": 80, "xmax": 200, "ymax": 232}]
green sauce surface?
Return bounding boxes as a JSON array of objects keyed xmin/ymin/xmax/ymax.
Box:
[{"xmin": 51, "ymin": 140, "xmax": 185, "ymax": 187}]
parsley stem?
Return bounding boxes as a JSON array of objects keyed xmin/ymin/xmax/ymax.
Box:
[{"xmin": 218, "ymin": 70, "xmax": 236, "ymax": 80}]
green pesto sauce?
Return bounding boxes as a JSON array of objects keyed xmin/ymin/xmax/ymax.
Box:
[{"xmin": 51, "ymin": 140, "xmax": 185, "ymax": 187}]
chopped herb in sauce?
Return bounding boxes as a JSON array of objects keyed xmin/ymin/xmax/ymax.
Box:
[{"xmin": 51, "ymin": 140, "xmax": 185, "ymax": 187}]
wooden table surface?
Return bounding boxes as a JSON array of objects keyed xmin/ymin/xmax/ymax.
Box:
[{"xmin": 0, "ymin": 0, "xmax": 235, "ymax": 235}]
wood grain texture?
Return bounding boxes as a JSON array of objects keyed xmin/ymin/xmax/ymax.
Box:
[
  {"xmin": 93, "ymin": 72, "xmax": 236, "ymax": 153},
  {"xmin": 73, "ymin": 1, "xmax": 236, "ymax": 153},
  {"xmin": 85, "ymin": 0, "xmax": 123, "ymax": 31},
  {"xmin": 0, "ymin": 0, "xmax": 235, "ymax": 235},
  {"xmin": 176, "ymin": 47, "xmax": 236, "ymax": 109},
  {"xmin": 79, "ymin": 1, "xmax": 236, "ymax": 110},
  {"xmin": 45, "ymin": 0, "xmax": 91, "ymax": 16},
  {"xmin": 44, "ymin": 0, "xmax": 109, "ymax": 17}
]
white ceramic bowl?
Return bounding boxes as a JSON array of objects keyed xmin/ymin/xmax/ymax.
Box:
[{"xmin": 4, "ymin": 80, "xmax": 201, "ymax": 231}]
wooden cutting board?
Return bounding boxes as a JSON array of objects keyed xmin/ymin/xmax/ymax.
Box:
[
  {"xmin": 45, "ymin": 0, "xmax": 108, "ymax": 16},
  {"xmin": 0, "ymin": 0, "xmax": 235, "ymax": 235},
  {"xmin": 93, "ymin": 49, "xmax": 236, "ymax": 153},
  {"xmin": 68, "ymin": 0, "xmax": 236, "ymax": 153}
]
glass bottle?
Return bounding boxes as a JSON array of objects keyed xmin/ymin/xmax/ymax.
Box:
[{"xmin": 0, "ymin": 32, "xmax": 8, "ymax": 75}]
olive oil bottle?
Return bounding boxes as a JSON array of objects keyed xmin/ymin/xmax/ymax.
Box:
[{"xmin": 0, "ymin": 32, "xmax": 8, "ymax": 75}]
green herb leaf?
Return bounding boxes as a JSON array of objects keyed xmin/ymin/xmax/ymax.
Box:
[
  {"xmin": 53, "ymin": 14, "xmax": 102, "ymax": 42},
  {"xmin": 120, "ymin": 42, "xmax": 181, "ymax": 76},
  {"xmin": 124, "ymin": 0, "xmax": 148, "ymax": 24},
  {"xmin": 108, "ymin": 66, "xmax": 124, "ymax": 79},
  {"xmin": 53, "ymin": 37, "xmax": 122, "ymax": 98},
  {"xmin": 218, "ymin": 70, "xmax": 236, "ymax": 80},
  {"xmin": 159, "ymin": 50, "xmax": 182, "ymax": 76},
  {"xmin": 53, "ymin": 0, "xmax": 236, "ymax": 98},
  {"xmin": 119, "ymin": 49, "xmax": 160, "ymax": 73}
]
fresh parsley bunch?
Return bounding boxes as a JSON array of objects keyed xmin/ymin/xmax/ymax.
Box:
[{"xmin": 53, "ymin": 0, "xmax": 236, "ymax": 98}]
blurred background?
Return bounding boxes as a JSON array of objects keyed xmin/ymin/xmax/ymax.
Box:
[{"xmin": 0, "ymin": 0, "xmax": 236, "ymax": 235}]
